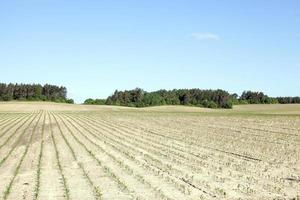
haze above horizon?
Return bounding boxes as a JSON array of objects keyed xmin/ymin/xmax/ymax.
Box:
[{"xmin": 0, "ymin": 0, "xmax": 299, "ymax": 103}]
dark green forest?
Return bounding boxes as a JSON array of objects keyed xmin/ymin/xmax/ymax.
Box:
[
  {"xmin": 105, "ymin": 88, "xmax": 234, "ymax": 108},
  {"xmin": 276, "ymin": 97, "xmax": 300, "ymax": 104},
  {"xmin": 239, "ymin": 91, "xmax": 300, "ymax": 104},
  {"xmin": 84, "ymin": 88, "xmax": 300, "ymax": 109},
  {"xmin": 0, "ymin": 83, "xmax": 74, "ymax": 103},
  {"xmin": 84, "ymin": 98, "xmax": 106, "ymax": 105},
  {"xmin": 85, "ymin": 88, "xmax": 233, "ymax": 108},
  {"xmin": 1, "ymin": 83, "xmax": 299, "ymax": 108}
]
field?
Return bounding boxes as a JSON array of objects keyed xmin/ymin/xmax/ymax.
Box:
[{"xmin": 0, "ymin": 102, "xmax": 299, "ymax": 200}]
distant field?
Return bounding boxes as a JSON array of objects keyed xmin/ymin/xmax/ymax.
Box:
[{"xmin": 0, "ymin": 102, "xmax": 299, "ymax": 200}]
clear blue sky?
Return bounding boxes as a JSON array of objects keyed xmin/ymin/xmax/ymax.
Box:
[{"xmin": 0, "ymin": 0, "xmax": 299, "ymax": 103}]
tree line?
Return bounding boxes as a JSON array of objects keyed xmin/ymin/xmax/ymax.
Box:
[
  {"xmin": 85, "ymin": 88, "xmax": 234, "ymax": 108},
  {"xmin": 2, "ymin": 83, "xmax": 297, "ymax": 108},
  {"xmin": 276, "ymin": 97, "xmax": 300, "ymax": 104},
  {"xmin": 238, "ymin": 91, "xmax": 300, "ymax": 104},
  {"xmin": 0, "ymin": 83, "xmax": 74, "ymax": 103},
  {"xmin": 238, "ymin": 91, "xmax": 279, "ymax": 104},
  {"xmin": 84, "ymin": 88, "xmax": 300, "ymax": 109},
  {"xmin": 84, "ymin": 98, "xmax": 106, "ymax": 105}
]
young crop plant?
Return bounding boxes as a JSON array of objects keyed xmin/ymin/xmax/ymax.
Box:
[
  {"xmin": 48, "ymin": 112, "xmax": 70, "ymax": 200},
  {"xmin": 33, "ymin": 112, "xmax": 46, "ymax": 200},
  {"xmin": 0, "ymin": 113, "xmax": 38, "ymax": 167},
  {"xmin": 3, "ymin": 112, "xmax": 43, "ymax": 199},
  {"xmin": 51, "ymin": 112, "xmax": 103, "ymax": 200}
]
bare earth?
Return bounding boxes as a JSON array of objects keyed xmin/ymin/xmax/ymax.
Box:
[{"xmin": 0, "ymin": 102, "xmax": 299, "ymax": 200}]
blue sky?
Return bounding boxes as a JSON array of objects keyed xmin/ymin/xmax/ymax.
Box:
[{"xmin": 0, "ymin": 0, "xmax": 299, "ymax": 103}]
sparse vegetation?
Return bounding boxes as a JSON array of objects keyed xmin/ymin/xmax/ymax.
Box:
[
  {"xmin": 33, "ymin": 112, "xmax": 46, "ymax": 200},
  {"xmin": 48, "ymin": 112, "xmax": 70, "ymax": 200},
  {"xmin": 3, "ymin": 112, "xmax": 42, "ymax": 199},
  {"xmin": 0, "ymin": 102, "xmax": 299, "ymax": 199}
]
